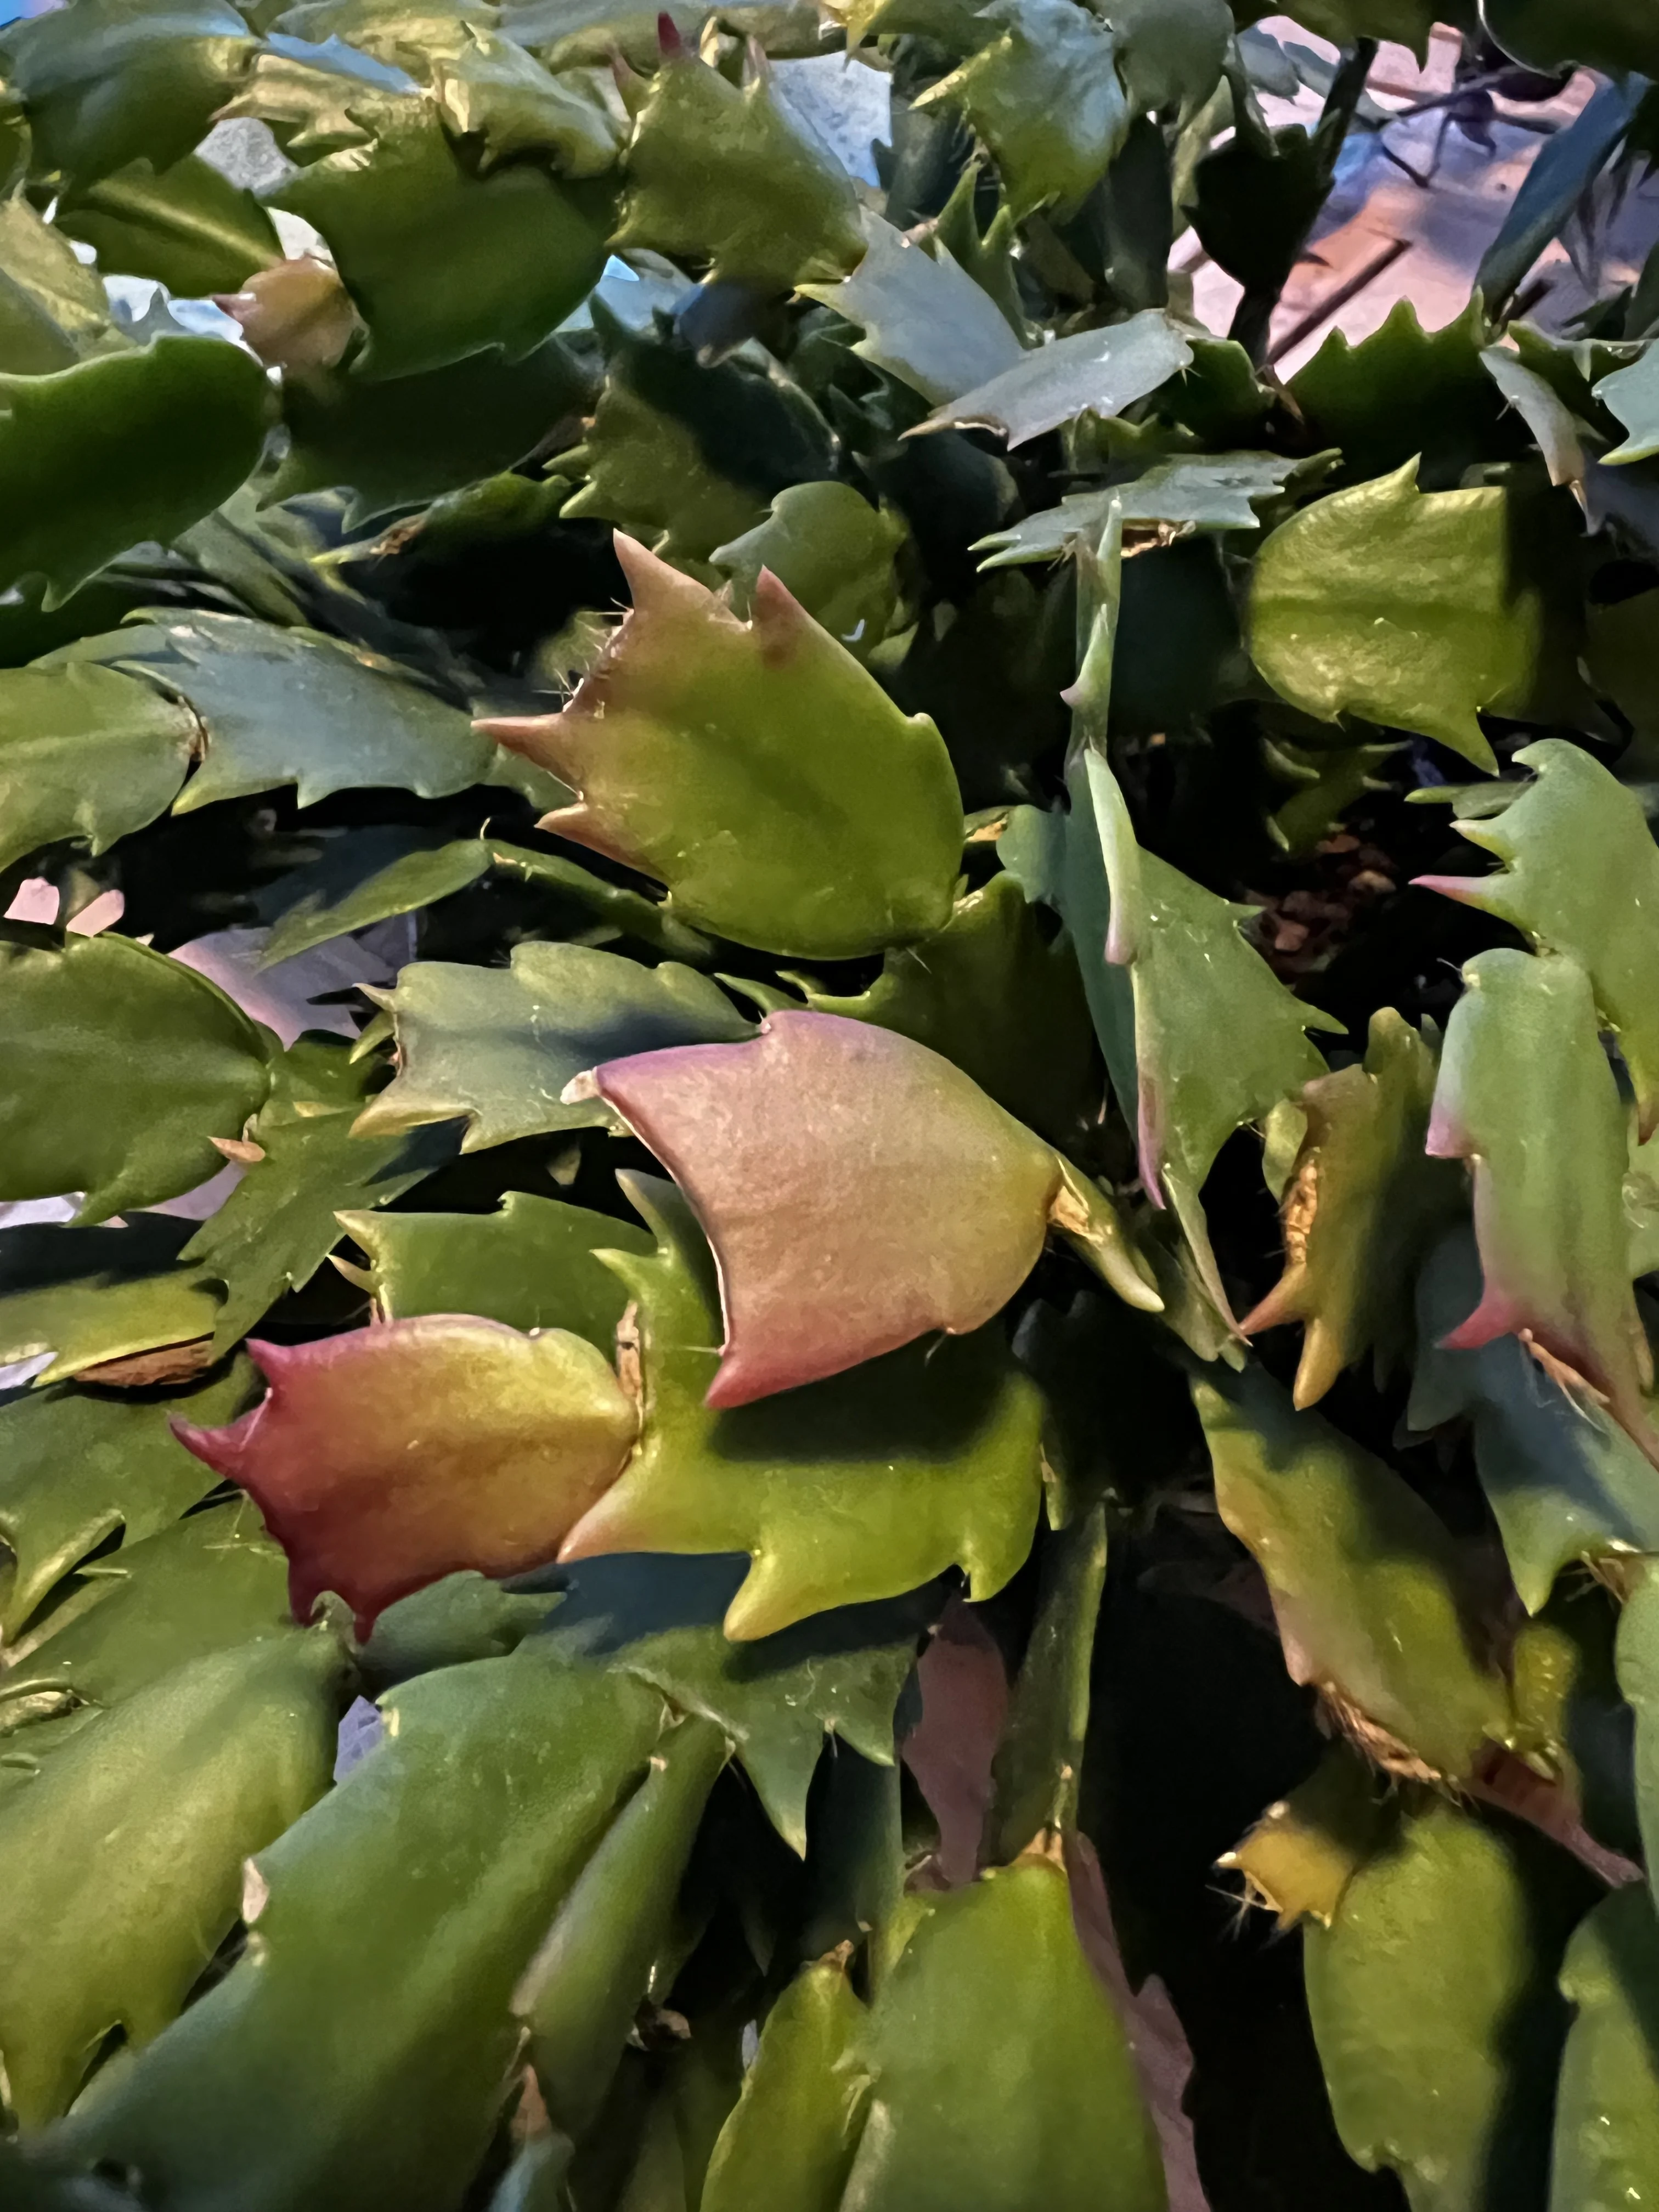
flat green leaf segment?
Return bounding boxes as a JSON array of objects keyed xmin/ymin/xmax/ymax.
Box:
[
  {"xmin": 0, "ymin": 1364, "xmax": 251, "ymax": 1641},
  {"xmin": 974, "ymin": 453, "xmax": 1303, "ymax": 566},
  {"xmin": 0, "ymin": 338, "xmax": 270, "ymax": 607},
  {"xmin": 1304, "ymin": 1797, "xmax": 1595, "ymax": 2211},
  {"xmin": 74, "ymin": 612, "xmax": 502, "ymax": 812},
  {"xmin": 482, "ymin": 535, "xmax": 963, "ymax": 959},
  {"xmin": 587, "ymin": 1009, "xmax": 1154, "ymax": 1407},
  {"xmin": 1409, "ymin": 1226, "xmax": 1659, "ymax": 1613},
  {"xmin": 56, "ymin": 154, "xmax": 280, "ymax": 298},
  {"xmin": 1249, "ymin": 461, "xmax": 1558, "ymax": 769},
  {"xmin": 798, "ymin": 210, "xmax": 1024, "ymax": 408},
  {"xmin": 915, "ymin": 309, "xmax": 1193, "ymax": 447},
  {"xmin": 1549, "ymin": 1885, "xmax": 1659, "ymax": 2208},
  {"xmin": 0, "ymin": 196, "xmax": 121, "ymax": 375},
  {"xmin": 0, "ymin": 1218, "xmax": 221, "ymax": 1384},
  {"xmin": 1288, "ymin": 299, "xmax": 1513, "ymax": 493},
  {"xmin": 1223, "ymin": 1745, "xmax": 1387, "ymax": 1932},
  {"xmin": 916, "ymin": 0, "xmax": 1129, "ymax": 217},
  {"xmin": 356, "ymin": 939, "xmax": 751, "ymax": 1152},
  {"xmin": 259, "ymin": 829, "xmax": 703, "ymax": 968},
  {"xmin": 0, "ymin": 663, "xmax": 195, "ymax": 876},
  {"xmin": 1415, "ymin": 740, "xmax": 1659, "ymax": 1140},
  {"xmin": 1244, "ymin": 1011, "xmax": 1459, "ymax": 1408},
  {"xmin": 0, "ymin": 0, "xmax": 255, "ymax": 190},
  {"xmin": 1073, "ymin": 748, "xmax": 1341, "ymax": 1312},
  {"xmin": 181, "ymin": 1034, "xmax": 447, "ymax": 1349},
  {"xmin": 178, "ymin": 1314, "xmax": 639, "ymax": 1635},
  {"xmin": 270, "ymin": 337, "xmax": 589, "ymax": 524},
  {"xmin": 1596, "ymin": 342, "xmax": 1659, "ymax": 465},
  {"xmin": 706, "ymin": 1858, "xmax": 1165, "ymax": 2211},
  {"xmin": 1427, "ymin": 947, "xmax": 1658, "ymax": 1463},
  {"xmin": 274, "ymin": 103, "xmax": 611, "ymax": 380},
  {"xmin": 538, "ymin": 1553, "xmax": 928, "ymax": 1853},
  {"xmin": 258, "ymin": 832, "xmax": 493, "ymax": 967},
  {"xmin": 787, "ymin": 872, "xmax": 1098, "ymax": 1146},
  {"xmin": 1617, "ymin": 1567, "xmax": 1659, "ymax": 1884},
  {"xmin": 986, "ymin": 1504, "xmax": 1108, "ymax": 1863},
  {"xmin": 0, "ymin": 1632, "xmax": 343, "ymax": 2126},
  {"xmin": 712, "ymin": 480, "xmax": 909, "ymax": 667},
  {"xmin": 1, "ymin": 1499, "xmax": 302, "ymax": 1729},
  {"xmin": 56, "ymin": 1651, "xmax": 671, "ymax": 2212},
  {"xmin": 0, "ymin": 931, "xmax": 273, "ymax": 1222},
  {"xmin": 615, "ymin": 48, "xmax": 862, "ymax": 289},
  {"xmin": 341, "ymin": 1188, "xmax": 652, "ymax": 1346},
  {"xmin": 560, "ymin": 1175, "xmax": 1046, "ymax": 1639},
  {"xmin": 514, "ymin": 1707, "xmax": 729, "ymax": 2149},
  {"xmin": 1196, "ymin": 1364, "xmax": 1511, "ymax": 1780}
]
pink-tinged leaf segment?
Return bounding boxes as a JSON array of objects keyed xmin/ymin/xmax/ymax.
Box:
[
  {"xmin": 1414, "ymin": 738, "xmax": 1659, "ymax": 1141},
  {"xmin": 577, "ymin": 1008, "xmax": 1159, "ymax": 1408},
  {"xmin": 175, "ymin": 1318, "xmax": 639, "ymax": 1635},
  {"xmin": 478, "ymin": 535, "xmax": 963, "ymax": 960},
  {"xmin": 1427, "ymin": 947, "xmax": 1658, "ymax": 1464}
]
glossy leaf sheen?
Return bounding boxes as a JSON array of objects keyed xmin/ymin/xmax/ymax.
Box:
[
  {"xmin": 515, "ymin": 1712, "xmax": 728, "ymax": 2140},
  {"xmin": 916, "ymin": 0, "xmax": 1128, "ymax": 218},
  {"xmin": 711, "ymin": 480, "xmax": 909, "ymax": 665},
  {"xmin": 483, "ymin": 538, "xmax": 963, "ymax": 960},
  {"xmin": 176, "ymin": 1317, "xmax": 639, "ymax": 1636},
  {"xmin": 974, "ymin": 452, "xmax": 1302, "ymax": 565},
  {"xmin": 275, "ymin": 103, "xmax": 611, "ymax": 379},
  {"xmin": 0, "ymin": 1220, "xmax": 221, "ymax": 1386},
  {"xmin": 55, "ymin": 154, "xmax": 281, "ymax": 298},
  {"xmin": 701, "ymin": 1956, "xmax": 868, "ymax": 2212},
  {"xmin": 1249, "ymin": 461, "xmax": 1554, "ymax": 769},
  {"xmin": 1, "ymin": 1502, "xmax": 305, "ymax": 1732}
]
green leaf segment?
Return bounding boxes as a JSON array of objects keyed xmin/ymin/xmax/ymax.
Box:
[{"xmin": 3, "ymin": 2, "xmax": 1659, "ymax": 2203}]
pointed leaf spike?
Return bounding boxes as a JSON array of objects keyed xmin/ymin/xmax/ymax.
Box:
[
  {"xmin": 1413, "ymin": 739, "xmax": 1659, "ymax": 1143},
  {"xmin": 174, "ymin": 1319, "xmax": 639, "ymax": 1635},
  {"xmin": 479, "ymin": 540, "xmax": 961, "ymax": 960},
  {"xmin": 1427, "ymin": 946, "xmax": 1659, "ymax": 1466},
  {"xmin": 585, "ymin": 1010, "xmax": 1082, "ymax": 1406}
]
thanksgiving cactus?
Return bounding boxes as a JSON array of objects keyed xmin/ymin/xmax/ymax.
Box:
[{"xmin": 3, "ymin": 0, "xmax": 1659, "ymax": 2204}]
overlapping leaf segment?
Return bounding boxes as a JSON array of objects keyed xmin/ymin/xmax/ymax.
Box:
[{"xmin": 4, "ymin": 0, "xmax": 1659, "ymax": 2204}]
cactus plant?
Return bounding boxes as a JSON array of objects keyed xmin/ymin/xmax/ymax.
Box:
[{"xmin": 2, "ymin": 0, "xmax": 1659, "ymax": 2205}]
